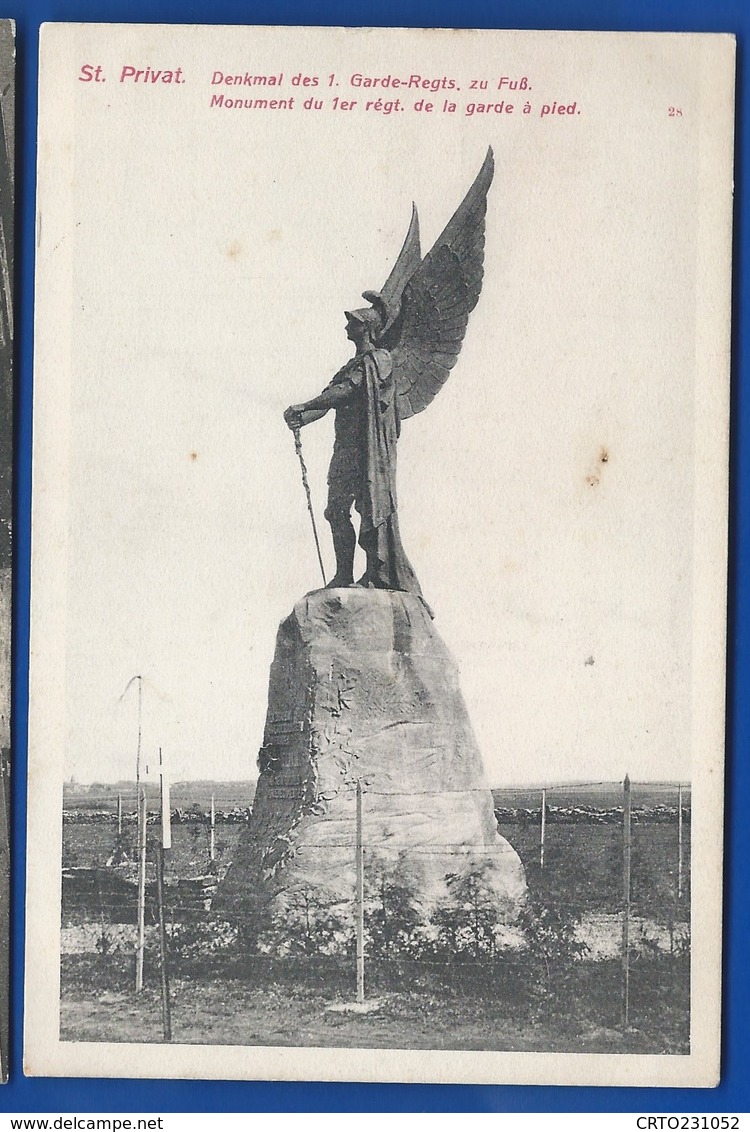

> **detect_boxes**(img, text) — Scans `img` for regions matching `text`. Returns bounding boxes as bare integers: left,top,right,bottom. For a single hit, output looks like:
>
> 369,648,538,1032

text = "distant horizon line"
64,776,692,789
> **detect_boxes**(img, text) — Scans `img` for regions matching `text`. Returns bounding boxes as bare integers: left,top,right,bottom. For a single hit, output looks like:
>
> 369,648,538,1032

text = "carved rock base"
219,588,526,918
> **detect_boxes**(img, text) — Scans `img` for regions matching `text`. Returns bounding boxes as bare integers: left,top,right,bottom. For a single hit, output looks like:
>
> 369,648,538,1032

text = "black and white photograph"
26,23,732,1086
0,16,13,1087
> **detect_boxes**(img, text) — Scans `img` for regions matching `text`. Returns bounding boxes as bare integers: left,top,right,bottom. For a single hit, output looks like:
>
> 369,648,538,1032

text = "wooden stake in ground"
356,779,365,1004
210,793,215,862
159,748,171,852
135,787,147,994
157,749,172,1041
155,846,172,1042
677,782,684,900
621,773,632,1029
120,673,144,989
540,787,546,870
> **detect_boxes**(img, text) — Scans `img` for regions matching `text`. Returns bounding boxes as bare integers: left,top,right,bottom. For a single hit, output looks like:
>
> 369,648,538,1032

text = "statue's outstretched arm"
283,379,353,430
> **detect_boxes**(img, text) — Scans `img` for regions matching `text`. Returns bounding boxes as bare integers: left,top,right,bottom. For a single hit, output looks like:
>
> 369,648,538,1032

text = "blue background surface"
6,0,748,1113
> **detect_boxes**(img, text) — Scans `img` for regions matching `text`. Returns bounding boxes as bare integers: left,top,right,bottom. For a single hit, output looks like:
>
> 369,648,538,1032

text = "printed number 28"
668,106,683,117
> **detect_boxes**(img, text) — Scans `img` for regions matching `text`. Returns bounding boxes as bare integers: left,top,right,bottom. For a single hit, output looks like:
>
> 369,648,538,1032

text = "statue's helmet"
344,304,385,338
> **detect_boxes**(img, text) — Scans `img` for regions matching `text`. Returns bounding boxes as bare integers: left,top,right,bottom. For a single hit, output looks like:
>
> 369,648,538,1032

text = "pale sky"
34,25,717,786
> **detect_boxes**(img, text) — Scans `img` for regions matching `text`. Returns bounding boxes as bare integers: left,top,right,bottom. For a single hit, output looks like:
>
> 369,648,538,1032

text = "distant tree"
364,857,422,957
260,887,352,957
431,868,502,959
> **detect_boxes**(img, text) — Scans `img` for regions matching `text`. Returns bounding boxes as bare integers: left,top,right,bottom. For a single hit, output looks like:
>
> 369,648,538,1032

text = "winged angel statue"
284,147,494,601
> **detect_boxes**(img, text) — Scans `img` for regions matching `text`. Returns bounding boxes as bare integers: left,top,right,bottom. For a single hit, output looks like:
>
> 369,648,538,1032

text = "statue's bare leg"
325,507,356,588
355,529,377,587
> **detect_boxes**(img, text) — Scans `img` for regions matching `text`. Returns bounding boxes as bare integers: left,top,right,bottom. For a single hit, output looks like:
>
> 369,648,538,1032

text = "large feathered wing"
387,147,494,421
364,204,421,335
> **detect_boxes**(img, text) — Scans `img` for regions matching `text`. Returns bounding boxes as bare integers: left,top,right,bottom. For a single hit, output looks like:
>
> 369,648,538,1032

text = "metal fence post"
135,788,147,994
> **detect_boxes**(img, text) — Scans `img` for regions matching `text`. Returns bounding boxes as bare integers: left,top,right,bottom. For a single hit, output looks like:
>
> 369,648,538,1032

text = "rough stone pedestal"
220,588,525,917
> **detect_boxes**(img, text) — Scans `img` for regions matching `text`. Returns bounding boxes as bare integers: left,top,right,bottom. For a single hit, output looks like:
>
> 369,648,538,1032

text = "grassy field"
497,820,690,914
63,810,690,918
60,952,689,1053
492,782,690,810
63,821,242,881
60,784,691,1053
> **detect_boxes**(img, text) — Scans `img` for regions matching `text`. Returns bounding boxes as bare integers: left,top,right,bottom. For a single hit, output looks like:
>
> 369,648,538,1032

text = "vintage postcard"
26,24,733,1085
0,17,12,1086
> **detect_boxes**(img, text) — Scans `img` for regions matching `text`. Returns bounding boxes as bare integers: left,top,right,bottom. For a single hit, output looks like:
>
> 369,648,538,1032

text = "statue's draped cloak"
328,348,423,599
